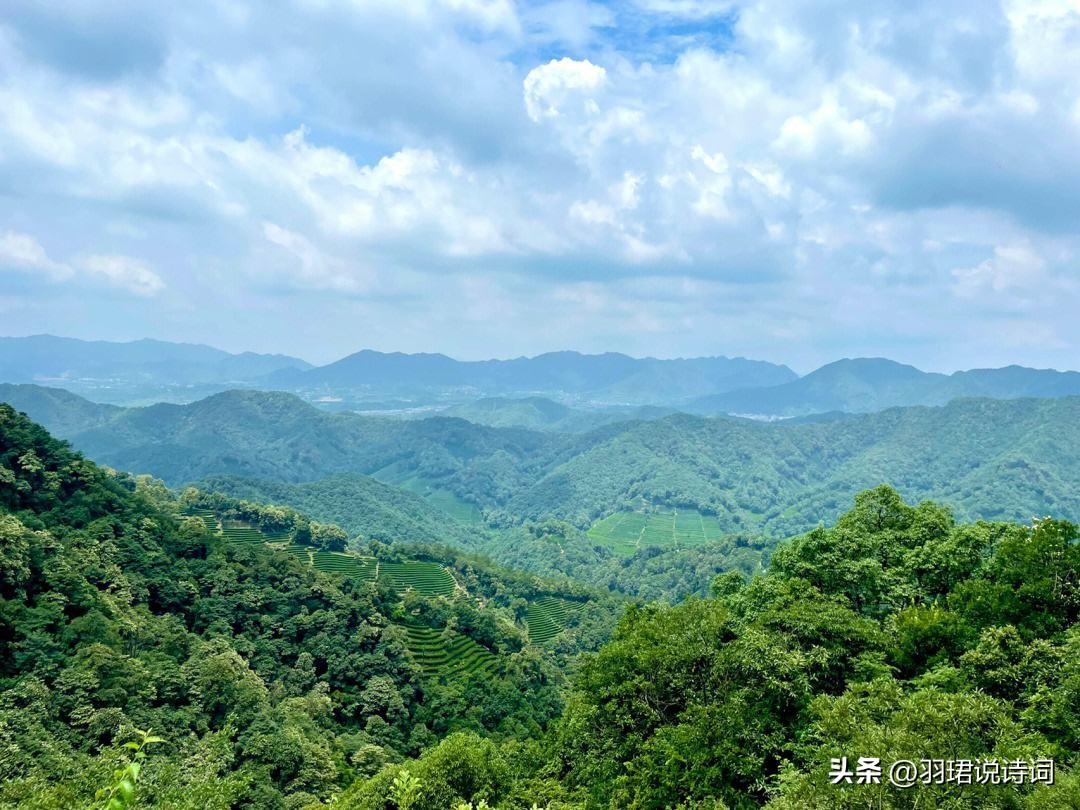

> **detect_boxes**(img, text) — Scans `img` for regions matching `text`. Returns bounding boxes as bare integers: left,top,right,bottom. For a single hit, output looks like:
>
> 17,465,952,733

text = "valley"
2,341,1079,809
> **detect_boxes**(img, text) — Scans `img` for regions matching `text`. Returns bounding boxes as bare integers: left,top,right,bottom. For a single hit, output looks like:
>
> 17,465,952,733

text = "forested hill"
690,357,1080,417
266,349,796,404
3,385,1078,538
197,472,485,550
0,403,596,806
438,396,677,432
3,402,1077,807
504,396,1080,534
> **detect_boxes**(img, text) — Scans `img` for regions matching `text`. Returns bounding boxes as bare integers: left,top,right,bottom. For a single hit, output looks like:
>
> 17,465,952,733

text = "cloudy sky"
1,0,1079,371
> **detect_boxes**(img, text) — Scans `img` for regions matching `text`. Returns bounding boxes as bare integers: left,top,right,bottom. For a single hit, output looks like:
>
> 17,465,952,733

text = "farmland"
312,550,378,581
526,596,587,643
399,622,498,678
378,560,456,596
587,508,727,555
185,506,219,532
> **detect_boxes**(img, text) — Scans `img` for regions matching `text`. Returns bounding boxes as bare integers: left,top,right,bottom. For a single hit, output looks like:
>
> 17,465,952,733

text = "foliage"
0,404,563,807
3,396,1079,809
91,728,164,810
11,387,1079,541
548,485,1078,808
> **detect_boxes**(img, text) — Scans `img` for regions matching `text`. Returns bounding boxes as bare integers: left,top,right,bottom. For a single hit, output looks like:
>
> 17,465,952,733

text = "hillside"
508,397,1080,532
0,334,311,404
197,472,485,550
267,349,797,405
337,486,1079,809
3,402,1077,808
0,403,608,807
692,357,1080,417
439,396,676,432
0,382,121,435
0,387,556,488
4,385,1079,542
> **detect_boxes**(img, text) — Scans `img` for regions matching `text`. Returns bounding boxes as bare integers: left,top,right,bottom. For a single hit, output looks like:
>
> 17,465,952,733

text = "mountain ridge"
266,348,798,405
691,356,1080,416
4,383,1077,542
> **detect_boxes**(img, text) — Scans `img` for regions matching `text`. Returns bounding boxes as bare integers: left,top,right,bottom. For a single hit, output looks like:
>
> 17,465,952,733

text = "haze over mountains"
0,335,310,404
4,335,1080,419
690,357,1080,417
268,348,797,406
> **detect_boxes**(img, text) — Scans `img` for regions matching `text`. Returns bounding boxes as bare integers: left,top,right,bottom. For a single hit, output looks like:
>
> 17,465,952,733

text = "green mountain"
439,396,676,432
0,382,121,435
267,349,797,406
507,397,1080,532
5,385,1079,543
0,334,311,404
3,401,1077,808
196,472,484,550
692,357,1080,417
0,403,609,807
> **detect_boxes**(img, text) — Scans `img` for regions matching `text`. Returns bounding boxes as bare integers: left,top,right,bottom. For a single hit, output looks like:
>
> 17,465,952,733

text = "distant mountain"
267,349,797,406
0,382,121,435
5,384,1078,539
440,396,677,432
0,334,311,404
0,386,556,486
690,357,1080,417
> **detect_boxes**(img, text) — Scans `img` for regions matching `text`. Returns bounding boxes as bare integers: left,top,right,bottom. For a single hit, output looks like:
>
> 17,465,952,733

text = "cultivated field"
379,560,456,596
312,550,378,581
399,622,498,678
526,596,587,643
587,508,726,555
184,507,219,533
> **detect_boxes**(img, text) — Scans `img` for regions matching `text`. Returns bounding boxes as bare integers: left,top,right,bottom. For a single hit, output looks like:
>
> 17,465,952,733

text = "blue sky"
1,0,1078,372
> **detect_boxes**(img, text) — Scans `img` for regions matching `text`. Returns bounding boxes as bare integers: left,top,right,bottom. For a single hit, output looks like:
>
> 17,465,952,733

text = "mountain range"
0,334,310,404
266,348,798,405
689,357,1080,417
4,335,1080,416
3,383,1077,541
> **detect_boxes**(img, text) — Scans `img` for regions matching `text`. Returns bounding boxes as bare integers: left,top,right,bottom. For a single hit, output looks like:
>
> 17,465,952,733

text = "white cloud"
633,0,734,17
0,231,163,296
1,0,1079,367
261,222,372,293
79,255,165,297
951,243,1052,301
0,231,71,280
523,57,607,122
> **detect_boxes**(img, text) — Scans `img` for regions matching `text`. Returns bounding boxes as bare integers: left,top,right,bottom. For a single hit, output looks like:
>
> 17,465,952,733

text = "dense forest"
2,403,1077,808
4,386,1077,543
0,404,610,808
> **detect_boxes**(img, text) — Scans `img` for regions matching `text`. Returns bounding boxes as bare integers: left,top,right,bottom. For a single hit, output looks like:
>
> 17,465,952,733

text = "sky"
1,0,1079,372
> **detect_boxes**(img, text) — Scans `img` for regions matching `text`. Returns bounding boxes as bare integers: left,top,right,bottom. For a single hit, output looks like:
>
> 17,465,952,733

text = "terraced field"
526,596,587,643
587,508,726,555
184,507,219,532
379,561,456,596
371,462,483,524
284,544,314,565
312,550,378,581
220,521,267,546
182,511,452,594
419,487,483,524
400,622,498,678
